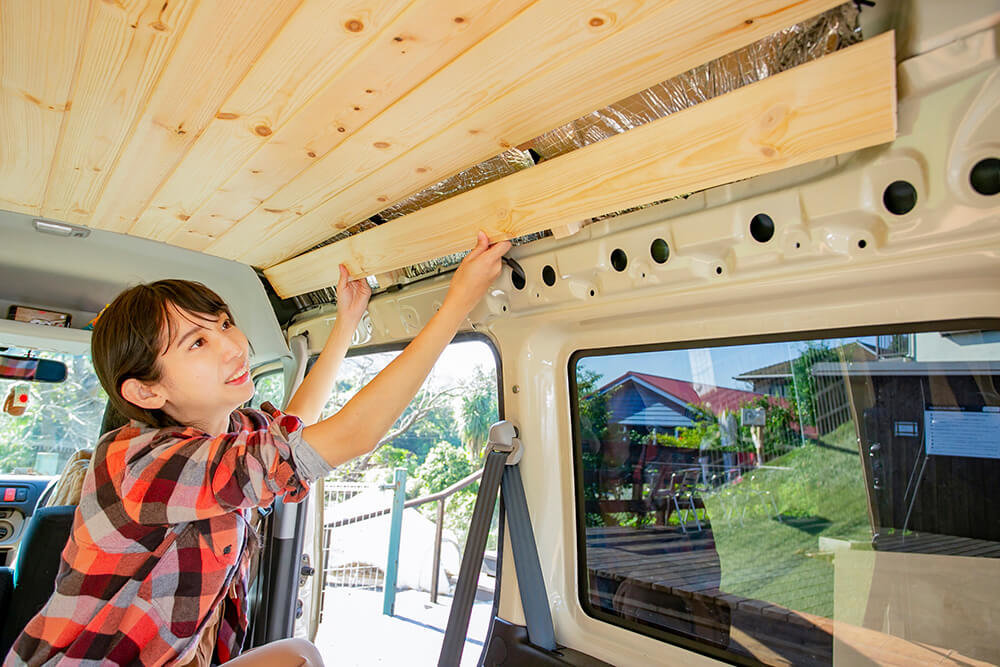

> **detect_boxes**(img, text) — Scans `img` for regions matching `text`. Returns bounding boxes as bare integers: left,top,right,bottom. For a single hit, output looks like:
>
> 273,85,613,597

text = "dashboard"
0,476,56,567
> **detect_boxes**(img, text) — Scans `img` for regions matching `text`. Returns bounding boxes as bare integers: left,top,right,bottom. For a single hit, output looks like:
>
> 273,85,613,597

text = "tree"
790,344,840,427
0,350,106,475
460,367,498,459
576,368,610,450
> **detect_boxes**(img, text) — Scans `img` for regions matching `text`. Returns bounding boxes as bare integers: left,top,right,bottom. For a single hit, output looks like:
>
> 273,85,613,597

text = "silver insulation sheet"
292,3,861,310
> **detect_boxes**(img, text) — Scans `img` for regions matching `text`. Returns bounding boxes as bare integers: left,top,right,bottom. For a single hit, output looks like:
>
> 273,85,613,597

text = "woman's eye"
221,318,232,330
191,337,205,349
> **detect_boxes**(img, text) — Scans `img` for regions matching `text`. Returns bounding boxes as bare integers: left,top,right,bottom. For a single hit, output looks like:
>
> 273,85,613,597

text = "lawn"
702,422,873,618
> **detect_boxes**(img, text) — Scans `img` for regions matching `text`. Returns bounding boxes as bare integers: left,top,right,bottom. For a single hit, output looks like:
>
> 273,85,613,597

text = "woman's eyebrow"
175,323,207,349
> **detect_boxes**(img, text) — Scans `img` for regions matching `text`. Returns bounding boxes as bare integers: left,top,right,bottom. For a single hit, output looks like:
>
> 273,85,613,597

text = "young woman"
6,233,510,666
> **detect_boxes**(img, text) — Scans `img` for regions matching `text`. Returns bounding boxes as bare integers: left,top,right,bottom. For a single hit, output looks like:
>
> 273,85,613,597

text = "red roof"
599,371,775,414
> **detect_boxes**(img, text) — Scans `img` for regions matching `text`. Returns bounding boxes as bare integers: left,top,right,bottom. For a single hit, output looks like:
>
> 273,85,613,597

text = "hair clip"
84,303,110,331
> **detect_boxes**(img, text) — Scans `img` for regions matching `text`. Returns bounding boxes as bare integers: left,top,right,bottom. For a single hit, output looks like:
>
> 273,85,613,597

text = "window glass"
572,326,1000,665
251,369,285,410
0,348,106,475
313,339,501,654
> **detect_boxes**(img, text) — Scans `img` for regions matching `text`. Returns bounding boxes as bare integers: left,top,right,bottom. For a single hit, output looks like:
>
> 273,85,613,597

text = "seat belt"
439,421,556,666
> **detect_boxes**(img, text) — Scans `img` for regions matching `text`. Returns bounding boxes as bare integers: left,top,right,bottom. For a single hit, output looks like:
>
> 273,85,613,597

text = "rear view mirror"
0,355,67,382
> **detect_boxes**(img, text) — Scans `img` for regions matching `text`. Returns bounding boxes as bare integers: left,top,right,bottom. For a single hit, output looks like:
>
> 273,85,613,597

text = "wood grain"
0,0,90,214
86,0,303,233
176,0,534,254
264,34,897,298
128,0,414,242
41,0,196,223
208,0,844,268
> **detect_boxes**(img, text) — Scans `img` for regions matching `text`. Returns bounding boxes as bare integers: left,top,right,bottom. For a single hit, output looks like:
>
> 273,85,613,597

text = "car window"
571,323,1000,665
0,348,106,475
251,369,285,410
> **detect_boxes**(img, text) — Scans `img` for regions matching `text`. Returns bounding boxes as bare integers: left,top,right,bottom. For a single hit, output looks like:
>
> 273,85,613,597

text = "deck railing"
321,466,485,614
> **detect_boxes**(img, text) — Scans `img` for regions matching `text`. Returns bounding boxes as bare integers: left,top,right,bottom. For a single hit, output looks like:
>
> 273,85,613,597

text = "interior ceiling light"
33,219,90,239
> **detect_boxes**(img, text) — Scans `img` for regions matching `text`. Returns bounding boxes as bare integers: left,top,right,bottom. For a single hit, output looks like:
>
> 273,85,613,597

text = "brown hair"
92,279,233,427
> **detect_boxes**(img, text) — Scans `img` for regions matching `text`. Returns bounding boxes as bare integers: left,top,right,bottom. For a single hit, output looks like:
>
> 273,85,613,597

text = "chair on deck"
655,468,704,533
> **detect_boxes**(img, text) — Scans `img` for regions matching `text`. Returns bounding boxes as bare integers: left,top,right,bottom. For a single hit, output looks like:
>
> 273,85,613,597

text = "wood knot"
744,18,754,25
307,150,317,158
365,89,374,94
250,169,262,174
453,16,464,23
151,21,167,31
353,106,361,111
254,124,272,137
759,145,777,158
177,214,190,221
345,19,363,32
263,208,285,214
337,126,346,133
373,141,390,149
215,112,238,120
589,17,604,27
393,35,404,42
416,167,429,173
377,196,388,203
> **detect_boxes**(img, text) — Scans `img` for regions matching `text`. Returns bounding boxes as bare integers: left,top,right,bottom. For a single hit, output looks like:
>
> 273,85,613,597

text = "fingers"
485,239,512,259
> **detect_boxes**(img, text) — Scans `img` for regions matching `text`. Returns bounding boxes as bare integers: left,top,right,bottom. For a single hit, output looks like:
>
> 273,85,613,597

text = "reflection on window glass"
0,348,106,476
251,370,285,410
573,327,1000,665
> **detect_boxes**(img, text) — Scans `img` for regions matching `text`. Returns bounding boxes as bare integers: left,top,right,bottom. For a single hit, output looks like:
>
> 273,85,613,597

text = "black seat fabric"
0,505,76,658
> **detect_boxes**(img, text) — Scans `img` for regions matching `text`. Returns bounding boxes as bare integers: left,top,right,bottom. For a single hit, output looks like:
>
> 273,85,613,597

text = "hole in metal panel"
970,158,1000,196
650,238,669,264
542,265,556,286
883,180,917,215
749,213,775,242
610,249,628,272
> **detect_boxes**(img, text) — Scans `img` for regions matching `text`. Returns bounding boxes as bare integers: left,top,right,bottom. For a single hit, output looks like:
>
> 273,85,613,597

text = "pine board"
204,0,845,267
264,34,897,298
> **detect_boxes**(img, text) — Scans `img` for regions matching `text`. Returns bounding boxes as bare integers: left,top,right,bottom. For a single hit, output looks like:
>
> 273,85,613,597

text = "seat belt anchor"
487,420,522,466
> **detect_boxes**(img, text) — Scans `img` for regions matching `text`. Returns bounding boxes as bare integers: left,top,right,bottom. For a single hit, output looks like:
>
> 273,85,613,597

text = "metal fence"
320,479,386,591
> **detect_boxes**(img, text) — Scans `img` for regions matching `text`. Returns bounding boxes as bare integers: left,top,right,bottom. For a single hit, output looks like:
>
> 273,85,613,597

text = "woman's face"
153,303,254,432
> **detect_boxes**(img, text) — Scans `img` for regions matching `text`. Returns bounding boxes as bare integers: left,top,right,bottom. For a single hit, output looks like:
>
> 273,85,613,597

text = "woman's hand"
443,231,511,316
335,264,372,327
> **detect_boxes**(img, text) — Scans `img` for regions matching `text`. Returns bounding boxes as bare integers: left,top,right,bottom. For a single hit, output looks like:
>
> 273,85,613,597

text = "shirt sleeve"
115,405,332,525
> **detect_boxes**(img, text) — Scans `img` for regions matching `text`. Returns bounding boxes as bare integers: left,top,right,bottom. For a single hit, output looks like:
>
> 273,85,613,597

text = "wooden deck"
584,525,1000,665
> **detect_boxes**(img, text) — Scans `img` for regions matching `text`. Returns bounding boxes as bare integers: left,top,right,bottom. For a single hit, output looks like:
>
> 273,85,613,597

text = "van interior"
1,0,999,664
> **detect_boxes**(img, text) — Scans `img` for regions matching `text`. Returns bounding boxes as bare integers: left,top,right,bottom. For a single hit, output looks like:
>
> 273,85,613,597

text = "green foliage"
576,368,609,447
0,350,106,475
251,371,285,409
790,344,840,427
368,444,419,477
391,403,460,459
413,442,484,549
415,441,475,494
460,367,498,459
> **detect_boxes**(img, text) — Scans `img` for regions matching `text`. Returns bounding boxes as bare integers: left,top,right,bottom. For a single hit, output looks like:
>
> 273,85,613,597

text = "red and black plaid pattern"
6,404,319,666
0,356,37,380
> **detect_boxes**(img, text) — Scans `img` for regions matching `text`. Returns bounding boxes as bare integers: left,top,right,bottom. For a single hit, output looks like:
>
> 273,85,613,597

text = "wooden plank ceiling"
1,0,892,300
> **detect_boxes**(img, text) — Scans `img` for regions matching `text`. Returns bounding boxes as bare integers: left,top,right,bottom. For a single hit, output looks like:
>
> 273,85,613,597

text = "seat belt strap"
439,448,507,664
501,463,557,651
438,421,556,666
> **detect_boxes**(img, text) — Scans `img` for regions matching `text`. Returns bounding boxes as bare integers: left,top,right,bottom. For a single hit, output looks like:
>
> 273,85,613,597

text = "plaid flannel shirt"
5,403,331,666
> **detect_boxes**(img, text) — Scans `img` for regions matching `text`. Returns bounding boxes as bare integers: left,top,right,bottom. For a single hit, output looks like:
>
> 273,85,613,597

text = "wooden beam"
162,0,535,252
264,34,897,299
41,0,196,223
0,0,90,215
86,0,302,233
206,0,845,268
